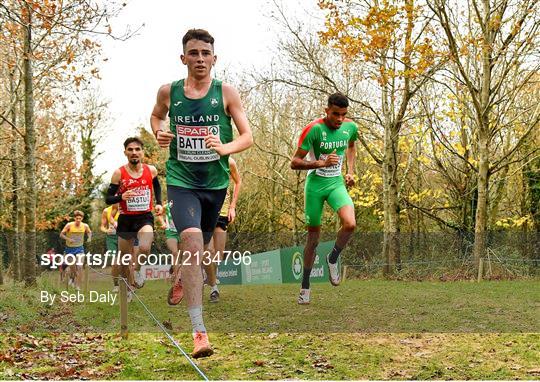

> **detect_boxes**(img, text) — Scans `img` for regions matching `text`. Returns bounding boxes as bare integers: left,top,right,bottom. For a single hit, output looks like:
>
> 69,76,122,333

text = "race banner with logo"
216,260,243,285
280,241,336,284
141,265,171,281
242,249,281,284
208,241,337,285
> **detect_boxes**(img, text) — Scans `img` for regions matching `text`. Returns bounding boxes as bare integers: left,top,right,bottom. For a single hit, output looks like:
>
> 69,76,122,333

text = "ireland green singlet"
167,79,233,189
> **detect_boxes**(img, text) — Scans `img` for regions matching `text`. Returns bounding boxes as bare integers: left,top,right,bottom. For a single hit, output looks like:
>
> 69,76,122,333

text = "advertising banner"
242,250,281,285
280,241,338,284
216,261,242,285
141,265,171,281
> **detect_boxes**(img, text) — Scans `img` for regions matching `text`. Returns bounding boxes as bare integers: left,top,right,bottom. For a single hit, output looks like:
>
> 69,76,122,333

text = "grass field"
0,271,539,380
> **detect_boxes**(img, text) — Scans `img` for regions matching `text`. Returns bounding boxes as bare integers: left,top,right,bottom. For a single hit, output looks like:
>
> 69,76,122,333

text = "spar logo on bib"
176,124,220,162
209,125,219,135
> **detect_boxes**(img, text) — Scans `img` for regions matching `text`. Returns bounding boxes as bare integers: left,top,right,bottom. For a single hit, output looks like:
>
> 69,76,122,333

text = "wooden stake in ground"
83,265,89,293
477,258,484,282
119,281,128,339
0,252,4,285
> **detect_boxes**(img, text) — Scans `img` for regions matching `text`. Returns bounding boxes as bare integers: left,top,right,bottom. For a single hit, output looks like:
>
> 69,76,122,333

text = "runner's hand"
228,207,236,223
156,130,175,148
121,190,137,200
157,216,166,229
155,204,164,216
323,150,340,167
205,134,226,155
345,173,355,187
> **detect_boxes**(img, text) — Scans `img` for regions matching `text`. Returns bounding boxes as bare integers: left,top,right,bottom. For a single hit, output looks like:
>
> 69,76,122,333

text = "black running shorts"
167,186,227,244
117,212,154,240
215,215,229,231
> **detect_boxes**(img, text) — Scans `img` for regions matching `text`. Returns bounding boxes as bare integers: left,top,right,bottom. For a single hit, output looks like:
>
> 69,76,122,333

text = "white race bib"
315,154,344,177
126,188,151,212
176,125,220,162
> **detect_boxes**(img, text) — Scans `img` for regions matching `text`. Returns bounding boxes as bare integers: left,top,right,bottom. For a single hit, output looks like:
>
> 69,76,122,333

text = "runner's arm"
151,84,175,148
149,165,163,213
85,224,92,242
59,223,70,241
105,169,123,205
152,176,163,206
291,148,338,170
220,84,253,155
110,204,119,226
228,157,242,223
345,141,356,176
156,213,166,229
344,125,358,186
100,209,109,233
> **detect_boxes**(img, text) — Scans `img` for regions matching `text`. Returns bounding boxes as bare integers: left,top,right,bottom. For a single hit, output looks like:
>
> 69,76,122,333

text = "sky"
95,0,320,180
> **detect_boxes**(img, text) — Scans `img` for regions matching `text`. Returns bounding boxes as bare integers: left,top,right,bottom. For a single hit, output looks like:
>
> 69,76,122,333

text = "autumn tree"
236,77,322,247
0,0,134,286
427,0,540,264
316,0,442,273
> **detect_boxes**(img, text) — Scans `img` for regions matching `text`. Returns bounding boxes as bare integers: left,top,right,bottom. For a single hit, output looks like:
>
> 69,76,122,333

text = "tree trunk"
523,157,540,261
473,0,492,265
473,133,489,264
0,252,3,285
383,122,401,275
0,178,4,285
293,171,301,246
9,66,22,281
489,165,509,226
23,9,37,287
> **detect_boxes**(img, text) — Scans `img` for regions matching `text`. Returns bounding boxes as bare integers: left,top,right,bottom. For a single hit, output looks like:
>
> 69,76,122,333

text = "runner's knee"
341,218,356,232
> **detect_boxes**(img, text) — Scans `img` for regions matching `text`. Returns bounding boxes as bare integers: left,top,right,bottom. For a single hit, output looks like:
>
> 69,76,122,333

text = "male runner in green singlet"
150,29,253,358
291,93,358,305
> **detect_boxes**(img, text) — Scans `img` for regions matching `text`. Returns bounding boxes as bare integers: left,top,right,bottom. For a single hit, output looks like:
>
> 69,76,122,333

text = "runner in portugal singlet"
298,118,358,227
290,92,359,306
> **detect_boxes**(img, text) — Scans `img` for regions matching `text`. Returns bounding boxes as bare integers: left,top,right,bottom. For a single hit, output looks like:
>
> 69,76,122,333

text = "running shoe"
134,269,146,289
209,289,220,303
326,254,341,286
112,285,119,293
167,277,184,306
192,331,213,358
297,288,311,305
